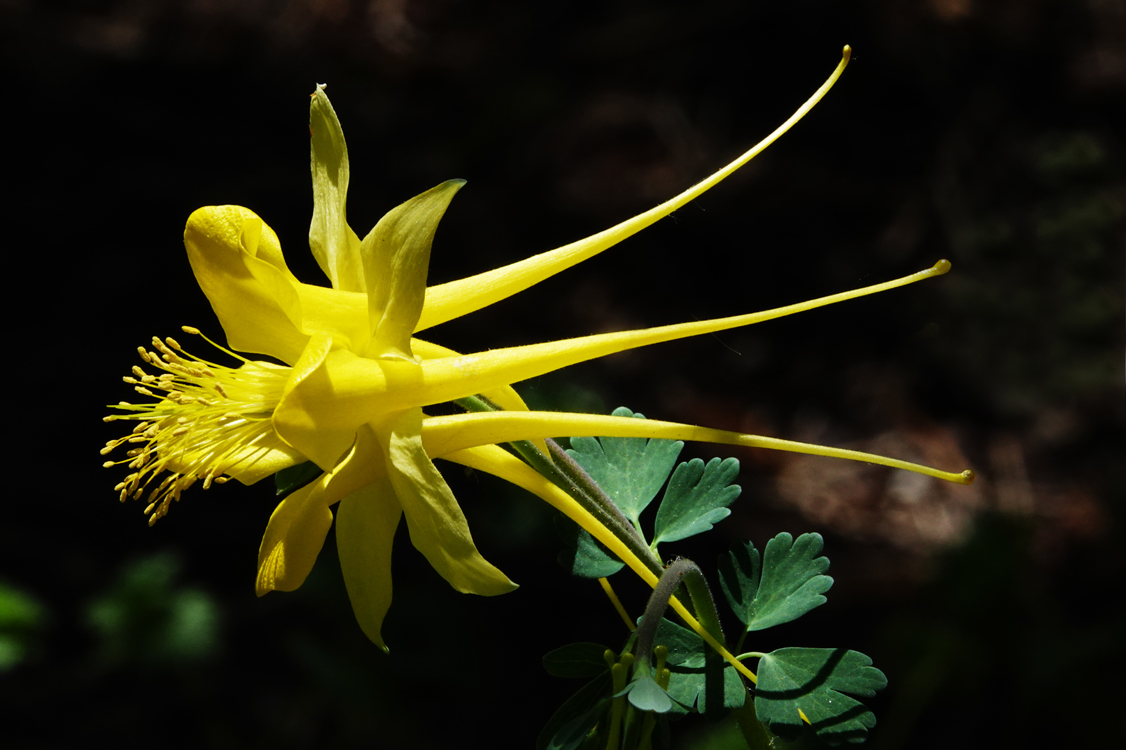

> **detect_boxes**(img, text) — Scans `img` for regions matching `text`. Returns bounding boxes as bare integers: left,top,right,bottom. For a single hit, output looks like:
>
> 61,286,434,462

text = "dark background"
2,1,1123,748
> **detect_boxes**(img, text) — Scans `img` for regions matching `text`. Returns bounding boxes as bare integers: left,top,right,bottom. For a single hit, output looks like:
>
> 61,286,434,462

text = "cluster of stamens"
102,326,290,524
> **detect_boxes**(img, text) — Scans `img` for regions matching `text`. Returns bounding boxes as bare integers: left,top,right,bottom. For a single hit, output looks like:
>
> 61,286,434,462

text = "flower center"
102,327,289,524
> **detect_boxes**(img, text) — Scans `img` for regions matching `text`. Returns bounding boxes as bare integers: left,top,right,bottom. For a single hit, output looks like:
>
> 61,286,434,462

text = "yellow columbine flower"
103,47,972,650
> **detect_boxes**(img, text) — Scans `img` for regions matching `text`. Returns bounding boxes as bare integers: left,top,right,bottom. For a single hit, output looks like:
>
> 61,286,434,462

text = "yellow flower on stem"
102,46,972,651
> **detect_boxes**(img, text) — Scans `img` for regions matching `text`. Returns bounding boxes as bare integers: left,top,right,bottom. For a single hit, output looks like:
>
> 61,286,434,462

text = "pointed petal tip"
360,626,390,652
255,551,278,597
484,577,519,596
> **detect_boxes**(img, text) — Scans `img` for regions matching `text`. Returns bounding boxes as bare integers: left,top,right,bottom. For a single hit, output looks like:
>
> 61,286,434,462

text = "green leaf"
275,461,322,496
544,643,614,679
652,617,746,717
651,458,741,547
554,516,624,578
536,672,612,750
718,533,832,632
755,648,887,744
566,407,683,530
624,673,676,713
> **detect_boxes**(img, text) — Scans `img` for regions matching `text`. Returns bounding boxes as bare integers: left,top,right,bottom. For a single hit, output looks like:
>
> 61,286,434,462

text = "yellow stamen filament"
102,329,290,524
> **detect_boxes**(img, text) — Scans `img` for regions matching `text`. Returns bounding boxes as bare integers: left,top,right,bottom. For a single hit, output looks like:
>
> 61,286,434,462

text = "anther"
182,325,201,335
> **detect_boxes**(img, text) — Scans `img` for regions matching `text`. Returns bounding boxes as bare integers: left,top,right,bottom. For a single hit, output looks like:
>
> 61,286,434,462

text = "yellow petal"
256,475,334,595
422,411,974,485
185,206,371,362
272,332,359,471
214,430,308,486
255,424,384,597
411,338,549,456
241,214,371,352
416,47,851,332
309,84,365,293
335,470,402,652
184,206,309,364
377,408,517,596
361,180,465,360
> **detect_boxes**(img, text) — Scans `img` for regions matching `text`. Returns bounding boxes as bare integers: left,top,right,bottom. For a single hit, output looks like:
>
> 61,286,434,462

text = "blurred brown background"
2,1,1123,748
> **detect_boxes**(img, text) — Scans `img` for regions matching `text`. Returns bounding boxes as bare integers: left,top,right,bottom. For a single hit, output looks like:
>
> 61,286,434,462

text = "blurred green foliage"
0,582,47,671
85,553,220,669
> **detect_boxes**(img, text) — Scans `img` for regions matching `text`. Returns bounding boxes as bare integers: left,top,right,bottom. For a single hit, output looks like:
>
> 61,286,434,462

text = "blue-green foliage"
755,648,887,744
651,457,741,548
565,406,683,531
623,672,675,713
544,407,883,748
554,515,624,578
652,617,746,717
558,408,741,576
719,533,833,632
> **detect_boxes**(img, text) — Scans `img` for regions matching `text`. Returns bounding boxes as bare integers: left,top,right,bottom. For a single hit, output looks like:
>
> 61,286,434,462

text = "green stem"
679,561,724,647
634,559,695,666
